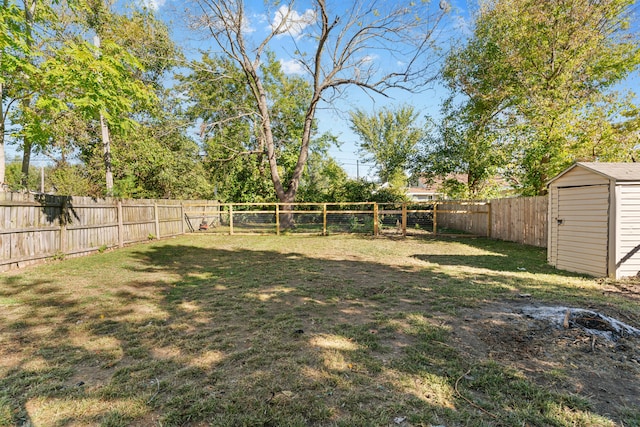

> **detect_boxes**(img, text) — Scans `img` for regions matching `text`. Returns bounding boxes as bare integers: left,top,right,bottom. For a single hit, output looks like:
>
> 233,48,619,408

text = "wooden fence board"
489,196,547,247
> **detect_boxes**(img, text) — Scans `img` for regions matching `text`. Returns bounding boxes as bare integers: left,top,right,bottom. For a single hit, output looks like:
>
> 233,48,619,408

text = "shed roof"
548,162,640,186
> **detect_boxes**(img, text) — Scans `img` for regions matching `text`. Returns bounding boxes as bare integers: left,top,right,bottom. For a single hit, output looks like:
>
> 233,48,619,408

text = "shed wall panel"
549,187,559,264
555,185,609,276
617,185,640,278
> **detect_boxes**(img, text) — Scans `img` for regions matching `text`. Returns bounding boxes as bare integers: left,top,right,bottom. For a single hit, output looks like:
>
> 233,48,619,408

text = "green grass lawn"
1,234,639,426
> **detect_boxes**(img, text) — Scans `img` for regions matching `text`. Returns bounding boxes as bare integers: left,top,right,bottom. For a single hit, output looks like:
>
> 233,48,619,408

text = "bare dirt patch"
446,297,640,421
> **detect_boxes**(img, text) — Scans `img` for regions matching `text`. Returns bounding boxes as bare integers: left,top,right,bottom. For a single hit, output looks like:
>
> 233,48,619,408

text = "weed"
51,251,66,261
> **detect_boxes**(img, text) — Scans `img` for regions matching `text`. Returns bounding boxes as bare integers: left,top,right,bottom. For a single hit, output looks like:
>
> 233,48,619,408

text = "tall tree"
18,0,37,188
185,0,448,224
0,0,40,190
26,1,176,196
349,104,425,186
414,110,507,200
182,53,313,202
440,0,640,196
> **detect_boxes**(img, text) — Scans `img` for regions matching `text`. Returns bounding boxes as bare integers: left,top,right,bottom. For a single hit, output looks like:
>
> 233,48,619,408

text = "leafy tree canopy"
427,0,640,196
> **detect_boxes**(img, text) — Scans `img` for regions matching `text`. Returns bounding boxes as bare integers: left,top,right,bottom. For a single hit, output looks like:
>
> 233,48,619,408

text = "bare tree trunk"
0,79,5,191
100,110,114,195
20,143,31,188
20,0,37,190
0,114,5,191
94,34,114,196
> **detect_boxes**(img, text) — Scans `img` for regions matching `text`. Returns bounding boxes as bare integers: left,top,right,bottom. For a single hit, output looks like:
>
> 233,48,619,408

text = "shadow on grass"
412,236,583,276
0,237,632,426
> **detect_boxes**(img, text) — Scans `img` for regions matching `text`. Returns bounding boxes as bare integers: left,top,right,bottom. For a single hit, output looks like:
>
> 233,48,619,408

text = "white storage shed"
547,162,640,278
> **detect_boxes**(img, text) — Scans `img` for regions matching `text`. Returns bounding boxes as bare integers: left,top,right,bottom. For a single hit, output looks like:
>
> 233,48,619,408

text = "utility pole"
93,34,114,196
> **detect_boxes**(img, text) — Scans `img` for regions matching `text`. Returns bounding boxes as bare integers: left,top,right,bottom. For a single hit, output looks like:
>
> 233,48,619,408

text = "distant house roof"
411,174,467,190
406,187,439,195
548,162,640,186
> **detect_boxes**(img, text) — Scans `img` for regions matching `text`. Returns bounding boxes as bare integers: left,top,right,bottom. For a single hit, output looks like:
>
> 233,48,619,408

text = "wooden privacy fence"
435,196,548,247
489,196,548,247
0,192,218,271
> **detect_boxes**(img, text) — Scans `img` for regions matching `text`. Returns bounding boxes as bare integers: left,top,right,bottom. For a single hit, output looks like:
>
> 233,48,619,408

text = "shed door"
556,185,609,276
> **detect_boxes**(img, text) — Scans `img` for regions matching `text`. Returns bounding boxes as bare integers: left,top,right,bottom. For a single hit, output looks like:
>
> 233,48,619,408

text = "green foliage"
297,156,349,202
2,1,182,198
0,0,39,186
4,160,39,191
36,38,155,136
182,53,339,203
350,105,425,184
108,98,214,200
370,185,410,204
414,103,507,200
185,1,447,205
434,0,640,196
0,1,36,85
320,178,408,204
48,163,94,196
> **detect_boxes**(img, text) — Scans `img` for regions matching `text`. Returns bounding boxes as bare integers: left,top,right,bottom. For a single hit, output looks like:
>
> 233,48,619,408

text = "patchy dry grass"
1,234,639,426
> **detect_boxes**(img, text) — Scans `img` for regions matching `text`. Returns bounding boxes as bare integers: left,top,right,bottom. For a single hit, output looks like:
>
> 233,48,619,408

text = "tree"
414,98,508,200
349,104,425,186
0,0,39,190
3,157,39,191
21,1,179,197
414,19,515,199
439,0,640,196
185,0,448,225
181,53,313,202
108,93,214,200
33,35,155,191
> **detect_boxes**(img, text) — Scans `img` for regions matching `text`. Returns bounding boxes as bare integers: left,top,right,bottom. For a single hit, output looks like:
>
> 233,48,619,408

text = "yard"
1,234,639,426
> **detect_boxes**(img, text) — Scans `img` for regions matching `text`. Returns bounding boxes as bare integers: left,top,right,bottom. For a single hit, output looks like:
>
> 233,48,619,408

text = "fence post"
59,197,67,255
373,202,379,236
486,201,492,238
154,202,161,239
323,203,327,236
433,202,438,235
402,203,407,237
229,204,234,235
180,202,185,235
117,200,124,248
275,204,280,236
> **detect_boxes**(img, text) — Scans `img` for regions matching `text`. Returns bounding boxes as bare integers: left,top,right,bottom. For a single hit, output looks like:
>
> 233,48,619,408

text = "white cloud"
242,15,256,34
280,59,304,75
361,54,378,64
270,5,316,38
139,0,166,10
